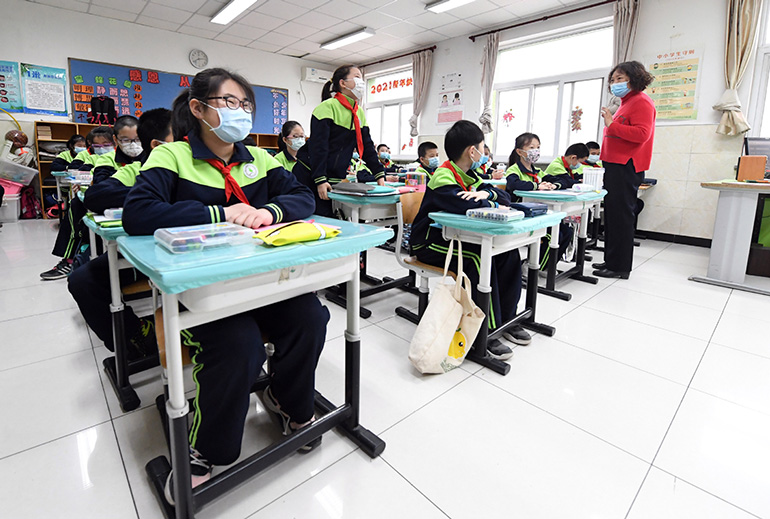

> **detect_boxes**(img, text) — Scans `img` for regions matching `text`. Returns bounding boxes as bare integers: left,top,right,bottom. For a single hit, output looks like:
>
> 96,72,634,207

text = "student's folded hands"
224,203,274,229
457,190,489,201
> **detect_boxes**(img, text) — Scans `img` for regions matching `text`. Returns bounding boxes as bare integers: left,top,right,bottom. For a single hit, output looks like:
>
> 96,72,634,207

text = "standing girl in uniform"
294,64,384,216
122,68,329,503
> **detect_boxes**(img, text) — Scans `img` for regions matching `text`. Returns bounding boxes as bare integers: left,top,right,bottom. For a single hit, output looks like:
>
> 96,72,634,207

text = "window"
492,26,613,162
748,2,770,136
365,68,415,159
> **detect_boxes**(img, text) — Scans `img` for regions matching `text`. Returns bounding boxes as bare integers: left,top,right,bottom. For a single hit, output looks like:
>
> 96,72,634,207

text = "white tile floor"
1,219,769,519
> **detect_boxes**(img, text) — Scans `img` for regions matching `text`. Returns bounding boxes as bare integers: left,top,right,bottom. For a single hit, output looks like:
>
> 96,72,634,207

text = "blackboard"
67,58,288,134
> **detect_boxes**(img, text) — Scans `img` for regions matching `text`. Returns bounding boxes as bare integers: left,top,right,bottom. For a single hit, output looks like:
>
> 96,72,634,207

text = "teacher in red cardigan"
593,61,656,279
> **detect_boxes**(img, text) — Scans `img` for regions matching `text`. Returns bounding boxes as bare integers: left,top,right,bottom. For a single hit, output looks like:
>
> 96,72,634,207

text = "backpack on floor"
87,95,117,125
20,186,42,219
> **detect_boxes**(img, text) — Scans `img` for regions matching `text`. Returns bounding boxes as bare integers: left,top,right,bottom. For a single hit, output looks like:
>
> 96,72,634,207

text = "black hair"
417,141,438,158
564,143,589,159
277,120,302,153
454,93,460,98
586,141,601,150
172,68,255,141
507,132,540,167
113,115,139,135
377,144,389,152
91,126,115,143
322,64,357,101
67,134,86,154
444,120,484,162
609,61,655,92
241,136,256,146
137,108,173,152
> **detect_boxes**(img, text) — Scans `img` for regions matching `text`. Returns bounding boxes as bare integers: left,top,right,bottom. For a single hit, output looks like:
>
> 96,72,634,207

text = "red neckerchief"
335,94,363,158
443,160,471,191
518,160,540,183
185,136,250,205
562,157,577,179
581,161,601,168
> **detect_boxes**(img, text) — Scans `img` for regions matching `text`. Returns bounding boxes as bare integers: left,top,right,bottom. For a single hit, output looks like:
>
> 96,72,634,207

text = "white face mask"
288,137,305,150
349,77,365,101
119,141,143,158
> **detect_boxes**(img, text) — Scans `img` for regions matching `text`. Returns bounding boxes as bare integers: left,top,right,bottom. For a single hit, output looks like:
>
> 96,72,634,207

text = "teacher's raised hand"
601,107,613,127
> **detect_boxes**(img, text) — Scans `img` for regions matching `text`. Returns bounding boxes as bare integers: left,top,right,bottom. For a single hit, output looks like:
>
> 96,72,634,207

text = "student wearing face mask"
377,144,398,173
594,61,656,280
415,141,440,176
294,64,385,216
542,143,590,190
274,120,305,173
52,134,87,172
69,126,115,172
504,132,557,195
580,141,602,170
92,115,142,184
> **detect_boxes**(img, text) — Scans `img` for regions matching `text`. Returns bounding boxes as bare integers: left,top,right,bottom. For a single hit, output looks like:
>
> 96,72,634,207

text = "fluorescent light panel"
321,28,376,50
426,0,476,13
211,0,260,25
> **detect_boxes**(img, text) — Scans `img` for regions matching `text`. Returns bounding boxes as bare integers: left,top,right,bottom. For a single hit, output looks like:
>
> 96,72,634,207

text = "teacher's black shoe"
591,262,606,269
593,268,629,279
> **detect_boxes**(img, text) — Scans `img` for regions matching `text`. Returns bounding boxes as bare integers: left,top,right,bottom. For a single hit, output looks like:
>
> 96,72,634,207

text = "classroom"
1,0,769,517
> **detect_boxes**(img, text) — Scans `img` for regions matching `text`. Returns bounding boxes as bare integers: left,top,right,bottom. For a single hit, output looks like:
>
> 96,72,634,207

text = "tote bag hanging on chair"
408,239,485,374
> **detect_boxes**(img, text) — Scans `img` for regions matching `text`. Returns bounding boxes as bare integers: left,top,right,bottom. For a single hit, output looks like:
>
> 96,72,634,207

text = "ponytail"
321,64,356,101
508,132,540,168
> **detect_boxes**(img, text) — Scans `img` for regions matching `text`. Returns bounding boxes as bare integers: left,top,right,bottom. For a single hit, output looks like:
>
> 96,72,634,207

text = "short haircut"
113,115,139,135
444,120,484,162
137,108,173,151
609,61,655,92
417,141,438,158
586,141,600,150
67,134,86,153
565,143,589,159
377,144,389,151
91,126,115,142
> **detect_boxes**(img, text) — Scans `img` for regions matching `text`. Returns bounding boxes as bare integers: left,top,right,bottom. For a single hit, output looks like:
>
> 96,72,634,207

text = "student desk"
51,170,69,223
690,181,770,296
116,217,392,519
428,211,566,375
515,190,607,301
83,216,157,411
328,191,416,318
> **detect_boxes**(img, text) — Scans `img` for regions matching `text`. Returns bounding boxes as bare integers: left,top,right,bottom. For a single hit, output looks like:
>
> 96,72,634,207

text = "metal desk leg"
522,242,556,336
466,236,510,375
88,229,99,260
102,240,141,412
570,208,598,285
395,274,427,324
537,220,571,301
55,177,64,224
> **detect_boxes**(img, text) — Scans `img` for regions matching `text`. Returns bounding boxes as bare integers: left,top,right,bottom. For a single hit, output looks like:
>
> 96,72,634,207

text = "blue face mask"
469,147,484,171
479,155,489,166
427,156,439,169
588,154,600,163
352,151,360,160
379,151,390,160
570,163,581,170
610,81,631,98
202,103,253,144
74,146,87,154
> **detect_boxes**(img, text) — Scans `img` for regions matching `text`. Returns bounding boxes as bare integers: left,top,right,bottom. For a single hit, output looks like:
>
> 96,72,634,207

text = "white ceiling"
27,0,593,66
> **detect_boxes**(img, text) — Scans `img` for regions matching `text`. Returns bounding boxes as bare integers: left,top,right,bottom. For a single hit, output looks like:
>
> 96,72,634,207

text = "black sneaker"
129,317,157,359
164,447,212,506
503,326,532,346
261,386,322,453
487,339,514,361
40,259,73,280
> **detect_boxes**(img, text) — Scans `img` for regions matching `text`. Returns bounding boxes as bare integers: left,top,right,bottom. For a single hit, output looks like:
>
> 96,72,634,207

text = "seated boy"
582,141,602,169
51,135,87,172
67,108,173,358
415,141,440,177
543,143,590,190
410,120,531,359
92,115,142,184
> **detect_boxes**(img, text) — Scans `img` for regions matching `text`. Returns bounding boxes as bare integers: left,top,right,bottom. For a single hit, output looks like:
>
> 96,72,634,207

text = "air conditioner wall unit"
302,67,334,84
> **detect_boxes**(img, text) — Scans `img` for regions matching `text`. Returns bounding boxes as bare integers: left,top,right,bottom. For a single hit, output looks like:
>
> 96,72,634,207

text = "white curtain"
608,0,641,114
479,33,500,134
409,50,433,137
714,0,762,135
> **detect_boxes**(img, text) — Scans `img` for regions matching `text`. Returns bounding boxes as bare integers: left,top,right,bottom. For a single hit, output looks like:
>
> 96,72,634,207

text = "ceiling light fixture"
426,0,476,14
321,28,376,50
211,0,260,25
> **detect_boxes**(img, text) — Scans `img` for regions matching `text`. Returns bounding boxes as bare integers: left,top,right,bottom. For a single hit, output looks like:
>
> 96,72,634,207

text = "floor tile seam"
378,456,453,519
0,304,79,325
646,466,765,518
686,386,770,419
544,334,693,388
0,418,114,463
708,341,770,361
470,373,653,464
0,346,95,374
576,304,715,342
565,274,622,308
622,463,655,519
105,403,142,519
603,282,731,312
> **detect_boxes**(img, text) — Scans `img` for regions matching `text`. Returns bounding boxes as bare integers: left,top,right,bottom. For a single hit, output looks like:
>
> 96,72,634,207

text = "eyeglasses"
204,96,255,113
117,138,141,145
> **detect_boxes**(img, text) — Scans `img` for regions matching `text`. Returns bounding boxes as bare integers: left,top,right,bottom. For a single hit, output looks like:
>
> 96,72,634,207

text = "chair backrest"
400,191,424,225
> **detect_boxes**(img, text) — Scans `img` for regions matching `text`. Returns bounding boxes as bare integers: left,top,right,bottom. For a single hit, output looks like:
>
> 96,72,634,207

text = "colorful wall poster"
0,61,23,113
20,63,68,116
646,49,701,120
437,89,463,124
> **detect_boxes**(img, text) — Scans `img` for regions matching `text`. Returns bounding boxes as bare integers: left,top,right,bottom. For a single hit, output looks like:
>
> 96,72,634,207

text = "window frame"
747,1,770,136
365,66,414,160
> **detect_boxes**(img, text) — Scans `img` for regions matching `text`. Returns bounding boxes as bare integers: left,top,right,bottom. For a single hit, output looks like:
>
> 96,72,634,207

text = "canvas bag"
408,239,485,374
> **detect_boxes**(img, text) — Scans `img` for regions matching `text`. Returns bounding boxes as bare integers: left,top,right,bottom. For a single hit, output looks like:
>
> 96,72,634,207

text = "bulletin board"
67,58,288,134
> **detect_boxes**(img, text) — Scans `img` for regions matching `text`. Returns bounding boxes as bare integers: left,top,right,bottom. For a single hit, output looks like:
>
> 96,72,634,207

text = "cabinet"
249,133,279,152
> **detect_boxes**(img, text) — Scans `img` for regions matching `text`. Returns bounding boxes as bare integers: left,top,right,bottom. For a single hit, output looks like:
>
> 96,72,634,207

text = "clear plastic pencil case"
465,207,525,222
154,223,254,253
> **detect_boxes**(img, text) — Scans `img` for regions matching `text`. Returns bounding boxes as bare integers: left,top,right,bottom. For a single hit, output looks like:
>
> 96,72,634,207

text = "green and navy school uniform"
92,148,140,184
379,158,398,173
300,93,384,187
273,150,297,173
410,161,519,331
543,156,580,189
415,165,437,177
349,157,378,183
505,160,546,194
123,132,314,235
84,160,143,214
52,149,75,172
70,148,98,171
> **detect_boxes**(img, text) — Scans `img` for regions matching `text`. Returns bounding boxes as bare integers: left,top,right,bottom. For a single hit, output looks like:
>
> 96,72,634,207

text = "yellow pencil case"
255,221,341,247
